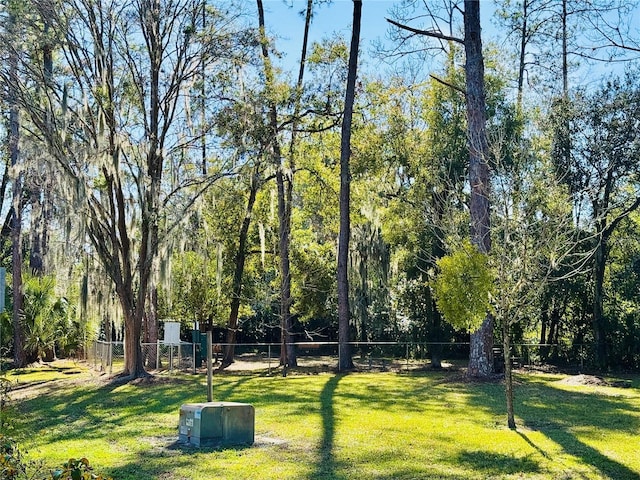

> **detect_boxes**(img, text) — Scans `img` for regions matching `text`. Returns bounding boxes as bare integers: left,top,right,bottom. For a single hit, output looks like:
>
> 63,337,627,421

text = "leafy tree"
552,73,640,367
360,69,466,365
388,0,494,376
606,213,640,369
495,0,637,103
490,130,577,428
2,0,250,378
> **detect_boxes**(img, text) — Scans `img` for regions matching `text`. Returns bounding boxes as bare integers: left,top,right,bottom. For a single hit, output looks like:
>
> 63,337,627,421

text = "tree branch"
386,18,464,45
430,74,466,96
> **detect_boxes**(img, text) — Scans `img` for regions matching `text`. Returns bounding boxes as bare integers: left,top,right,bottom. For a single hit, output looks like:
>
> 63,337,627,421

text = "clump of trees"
1,0,640,382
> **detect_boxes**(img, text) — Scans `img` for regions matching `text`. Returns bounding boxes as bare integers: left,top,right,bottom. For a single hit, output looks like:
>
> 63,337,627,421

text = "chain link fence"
88,340,596,374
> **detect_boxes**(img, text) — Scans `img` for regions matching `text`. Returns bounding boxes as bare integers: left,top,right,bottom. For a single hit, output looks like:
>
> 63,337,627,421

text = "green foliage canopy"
433,241,495,331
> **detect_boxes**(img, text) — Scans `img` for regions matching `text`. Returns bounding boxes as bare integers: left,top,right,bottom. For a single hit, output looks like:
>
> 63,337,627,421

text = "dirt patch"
558,374,631,388
433,369,506,385
128,374,191,387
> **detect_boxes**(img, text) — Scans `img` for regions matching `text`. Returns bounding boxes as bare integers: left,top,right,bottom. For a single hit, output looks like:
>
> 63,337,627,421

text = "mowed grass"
3,363,640,480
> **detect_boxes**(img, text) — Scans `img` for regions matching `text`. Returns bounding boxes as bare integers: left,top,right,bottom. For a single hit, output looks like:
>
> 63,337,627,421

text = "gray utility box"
178,402,255,447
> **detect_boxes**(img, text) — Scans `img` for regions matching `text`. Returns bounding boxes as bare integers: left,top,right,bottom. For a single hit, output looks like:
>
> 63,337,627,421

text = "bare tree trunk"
0,161,12,262
540,304,550,360
282,0,314,370
256,0,291,372
8,10,25,368
144,280,159,368
277,164,294,372
10,148,25,370
503,316,516,429
561,0,568,99
29,12,54,277
465,0,493,378
256,0,315,372
200,0,207,176
516,0,529,112
29,188,45,275
337,0,362,372
222,169,259,367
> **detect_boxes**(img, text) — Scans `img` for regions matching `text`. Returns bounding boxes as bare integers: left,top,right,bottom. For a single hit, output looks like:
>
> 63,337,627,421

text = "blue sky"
260,0,498,75
261,0,396,67
259,0,638,88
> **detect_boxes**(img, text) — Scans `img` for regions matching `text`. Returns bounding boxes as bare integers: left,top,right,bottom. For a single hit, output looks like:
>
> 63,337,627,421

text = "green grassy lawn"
2,363,639,480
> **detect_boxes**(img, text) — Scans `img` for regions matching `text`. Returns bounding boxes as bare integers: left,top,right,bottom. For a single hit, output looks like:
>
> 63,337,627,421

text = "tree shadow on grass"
311,369,462,415
455,450,541,476
11,374,257,446
465,377,640,479
519,425,640,480
97,374,343,480
309,373,348,480
105,441,255,480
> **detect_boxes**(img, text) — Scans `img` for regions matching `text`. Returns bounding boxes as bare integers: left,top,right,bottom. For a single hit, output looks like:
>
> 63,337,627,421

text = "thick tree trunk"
222,170,259,367
278,162,296,371
464,0,493,377
469,317,494,376
115,275,146,377
337,0,362,372
123,310,146,378
11,159,25,370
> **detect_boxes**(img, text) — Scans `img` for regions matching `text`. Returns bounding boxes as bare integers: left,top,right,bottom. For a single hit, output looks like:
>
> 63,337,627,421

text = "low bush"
1,436,111,480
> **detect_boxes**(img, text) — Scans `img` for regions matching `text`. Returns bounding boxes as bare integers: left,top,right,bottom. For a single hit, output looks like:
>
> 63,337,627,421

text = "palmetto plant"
21,275,66,363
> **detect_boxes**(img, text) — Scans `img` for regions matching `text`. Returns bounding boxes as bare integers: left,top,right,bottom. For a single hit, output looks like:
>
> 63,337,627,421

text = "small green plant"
1,435,32,480
51,457,111,480
0,437,111,480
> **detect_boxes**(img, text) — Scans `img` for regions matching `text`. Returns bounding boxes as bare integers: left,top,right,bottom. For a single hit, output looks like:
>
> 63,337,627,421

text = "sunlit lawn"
3,361,640,479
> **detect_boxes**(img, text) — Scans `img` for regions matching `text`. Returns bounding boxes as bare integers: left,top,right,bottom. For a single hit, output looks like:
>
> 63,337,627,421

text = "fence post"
193,342,197,374
268,344,272,375
156,341,160,370
169,345,173,373
108,342,113,375
406,343,410,371
207,331,213,402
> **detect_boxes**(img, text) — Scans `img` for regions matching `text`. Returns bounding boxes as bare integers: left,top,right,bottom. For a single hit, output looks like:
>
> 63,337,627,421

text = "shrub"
0,436,111,480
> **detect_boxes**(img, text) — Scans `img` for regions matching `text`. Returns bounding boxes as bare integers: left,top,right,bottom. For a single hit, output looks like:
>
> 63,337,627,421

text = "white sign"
163,321,181,345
